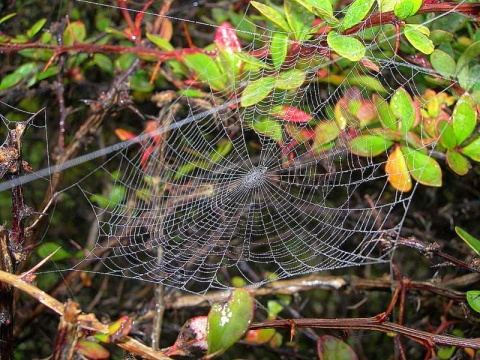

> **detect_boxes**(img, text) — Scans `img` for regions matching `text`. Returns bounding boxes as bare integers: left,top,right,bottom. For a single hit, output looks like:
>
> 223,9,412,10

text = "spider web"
8,0,465,294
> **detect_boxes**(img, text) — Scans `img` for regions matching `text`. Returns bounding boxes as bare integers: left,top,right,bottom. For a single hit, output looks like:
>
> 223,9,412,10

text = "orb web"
55,0,467,294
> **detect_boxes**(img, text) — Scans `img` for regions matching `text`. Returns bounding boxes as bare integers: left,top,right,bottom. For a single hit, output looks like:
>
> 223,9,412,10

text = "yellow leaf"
386,146,412,192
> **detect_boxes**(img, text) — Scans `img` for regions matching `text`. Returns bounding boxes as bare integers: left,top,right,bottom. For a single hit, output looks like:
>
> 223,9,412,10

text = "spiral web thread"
65,1,462,294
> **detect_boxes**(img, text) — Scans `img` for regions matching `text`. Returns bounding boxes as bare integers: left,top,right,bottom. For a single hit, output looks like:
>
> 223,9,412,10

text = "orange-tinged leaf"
141,145,155,168
386,146,412,192
245,329,276,345
115,128,137,141
144,121,161,145
76,340,109,360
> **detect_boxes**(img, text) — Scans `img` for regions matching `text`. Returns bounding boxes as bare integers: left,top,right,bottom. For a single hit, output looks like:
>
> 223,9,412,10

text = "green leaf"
207,289,254,356
270,32,289,70
437,120,457,149
446,149,470,176
146,32,174,51
452,94,476,145
284,0,314,40
233,51,272,71
183,53,228,91
402,147,442,187
241,76,275,107
211,140,233,163
394,0,422,20
327,31,365,62
341,0,375,31
460,137,480,162
250,1,291,32
63,20,86,46
0,62,37,90
467,291,480,314
290,0,338,26
251,117,283,142
130,70,154,92
275,69,305,90
37,243,71,261
404,25,434,55
456,226,480,256
313,121,341,149
93,54,114,75
390,88,415,134
374,95,397,130
317,335,358,360
456,40,480,91
0,13,16,26
349,135,393,156
26,18,47,38
76,340,110,360
430,49,456,79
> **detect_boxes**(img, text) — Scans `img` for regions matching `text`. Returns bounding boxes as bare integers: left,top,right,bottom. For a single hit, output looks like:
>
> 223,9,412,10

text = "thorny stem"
249,317,480,350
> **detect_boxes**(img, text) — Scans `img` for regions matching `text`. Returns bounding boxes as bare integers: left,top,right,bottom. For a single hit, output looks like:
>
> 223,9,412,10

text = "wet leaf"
251,117,283,142
327,31,365,62
241,76,275,107
374,95,397,130
430,49,456,79
167,316,208,357
460,137,480,162
285,0,314,40
183,53,228,91
386,146,412,192
313,121,341,149
452,94,476,145
390,88,415,134
270,106,313,123
76,340,110,360
146,32,174,51
233,51,272,71
404,25,434,55
290,0,337,26
250,1,291,32
446,149,470,176
207,288,254,356
271,32,289,70
437,120,457,149
456,40,480,90
37,243,71,261
455,226,480,256
341,0,375,31
214,22,241,52
394,0,422,20
317,335,358,360
402,147,442,187
349,135,393,156
275,69,306,90
63,20,86,46
466,291,480,314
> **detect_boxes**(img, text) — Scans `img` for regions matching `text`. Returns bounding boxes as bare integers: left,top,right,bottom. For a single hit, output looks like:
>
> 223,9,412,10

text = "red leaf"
141,145,155,168
214,22,241,52
144,121,161,145
271,106,313,123
115,128,137,141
